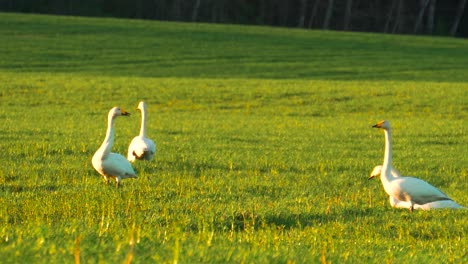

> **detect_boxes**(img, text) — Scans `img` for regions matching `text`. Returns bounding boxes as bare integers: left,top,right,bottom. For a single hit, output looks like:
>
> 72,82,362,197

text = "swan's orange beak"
121,109,130,116
372,121,384,128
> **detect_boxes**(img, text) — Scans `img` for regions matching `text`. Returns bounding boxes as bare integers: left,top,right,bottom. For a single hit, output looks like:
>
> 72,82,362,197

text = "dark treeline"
1,0,467,37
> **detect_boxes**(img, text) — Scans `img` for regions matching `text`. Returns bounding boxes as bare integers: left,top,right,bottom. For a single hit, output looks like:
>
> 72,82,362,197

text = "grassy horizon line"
1,12,468,82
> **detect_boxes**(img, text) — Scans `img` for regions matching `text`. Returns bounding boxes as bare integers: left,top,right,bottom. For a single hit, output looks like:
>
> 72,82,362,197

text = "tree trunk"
384,0,398,33
426,0,436,34
414,0,431,33
191,0,201,22
298,0,308,28
450,0,467,36
392,0,404,33
308,0,320,28
343,0,353,30
323,0,334,30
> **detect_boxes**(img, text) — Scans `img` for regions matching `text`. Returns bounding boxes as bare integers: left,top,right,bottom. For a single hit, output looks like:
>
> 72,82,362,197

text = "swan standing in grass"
372,120,463,212
127,101,156,162
92,107,137,188
369,165,464,210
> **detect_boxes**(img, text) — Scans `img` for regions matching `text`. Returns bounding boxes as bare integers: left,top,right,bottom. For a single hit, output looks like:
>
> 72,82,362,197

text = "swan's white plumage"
369,165,401,180
127,101,156,162
92,107,137,187
372,120,463,211
369,165,464,210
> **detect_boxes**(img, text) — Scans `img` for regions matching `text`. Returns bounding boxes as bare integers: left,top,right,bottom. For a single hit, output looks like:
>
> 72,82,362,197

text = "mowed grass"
0,13,467,263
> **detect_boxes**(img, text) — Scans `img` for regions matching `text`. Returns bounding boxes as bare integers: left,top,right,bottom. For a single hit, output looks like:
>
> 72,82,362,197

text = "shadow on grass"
218,207,375,232
0,184,58,193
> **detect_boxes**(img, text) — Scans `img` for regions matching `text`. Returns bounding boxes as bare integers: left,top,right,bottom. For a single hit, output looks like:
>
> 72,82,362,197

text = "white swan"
92,107,137,187
372,120,463,212
369,165,464,210
127,101,156,162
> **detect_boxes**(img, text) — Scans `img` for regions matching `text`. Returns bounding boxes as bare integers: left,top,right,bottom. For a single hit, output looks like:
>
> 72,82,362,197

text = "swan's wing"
393,177,451,204
140,137,156,160
128,136,156,161
128,136,150,160
103,153,137,178
417,200,465,209
127,136,141,161
146,138,156,154
388,196,464,210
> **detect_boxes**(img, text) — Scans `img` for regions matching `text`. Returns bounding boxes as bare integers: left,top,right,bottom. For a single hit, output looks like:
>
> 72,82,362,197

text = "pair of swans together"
371,120,464,211
91,102,156,187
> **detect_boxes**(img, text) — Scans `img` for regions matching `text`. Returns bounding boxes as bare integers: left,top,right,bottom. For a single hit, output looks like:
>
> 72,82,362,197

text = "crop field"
0,13,467,263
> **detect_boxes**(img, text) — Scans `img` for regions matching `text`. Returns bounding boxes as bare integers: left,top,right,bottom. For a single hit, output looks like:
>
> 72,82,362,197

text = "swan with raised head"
372,120,463,212
92,107,137,187
369,165,464,210
127,101,156,162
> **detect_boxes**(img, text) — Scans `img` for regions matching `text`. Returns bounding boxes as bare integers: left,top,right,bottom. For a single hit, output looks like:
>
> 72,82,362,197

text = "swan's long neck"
381,128,394,184
99,113,115,157
139,107,147,138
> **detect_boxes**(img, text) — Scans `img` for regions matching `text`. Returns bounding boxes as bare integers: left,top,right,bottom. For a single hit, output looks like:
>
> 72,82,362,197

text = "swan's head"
137,101,147,112
372,120,390,130
368,165,382,179
109,107,130,118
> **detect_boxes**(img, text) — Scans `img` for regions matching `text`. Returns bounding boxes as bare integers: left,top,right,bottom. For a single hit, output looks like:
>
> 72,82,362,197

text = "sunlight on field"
0,13,467,263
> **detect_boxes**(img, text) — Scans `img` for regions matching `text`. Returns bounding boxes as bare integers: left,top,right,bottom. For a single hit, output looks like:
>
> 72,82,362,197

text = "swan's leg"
103,176,109,185
115,176,121,188
409,202,414,213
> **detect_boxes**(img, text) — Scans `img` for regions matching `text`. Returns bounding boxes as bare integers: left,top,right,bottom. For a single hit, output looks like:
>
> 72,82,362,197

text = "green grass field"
0,12,467,263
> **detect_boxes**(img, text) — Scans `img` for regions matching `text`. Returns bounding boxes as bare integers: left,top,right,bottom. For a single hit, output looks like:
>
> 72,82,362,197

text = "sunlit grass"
0,13,467,263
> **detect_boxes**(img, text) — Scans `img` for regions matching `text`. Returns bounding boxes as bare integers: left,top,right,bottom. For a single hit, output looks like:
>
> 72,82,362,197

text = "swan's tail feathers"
126,173,137,179
449,202,466,209
418,200,466,210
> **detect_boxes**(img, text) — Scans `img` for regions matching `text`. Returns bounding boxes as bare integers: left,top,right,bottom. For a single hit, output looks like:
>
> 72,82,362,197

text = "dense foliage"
1,0,467,37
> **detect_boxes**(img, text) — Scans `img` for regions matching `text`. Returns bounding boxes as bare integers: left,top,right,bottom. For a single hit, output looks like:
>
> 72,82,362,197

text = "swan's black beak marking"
122,111,130,116
372,120,385,128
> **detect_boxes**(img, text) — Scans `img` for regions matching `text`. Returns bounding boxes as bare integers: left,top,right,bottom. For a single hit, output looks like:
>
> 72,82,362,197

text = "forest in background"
0,0,467,38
